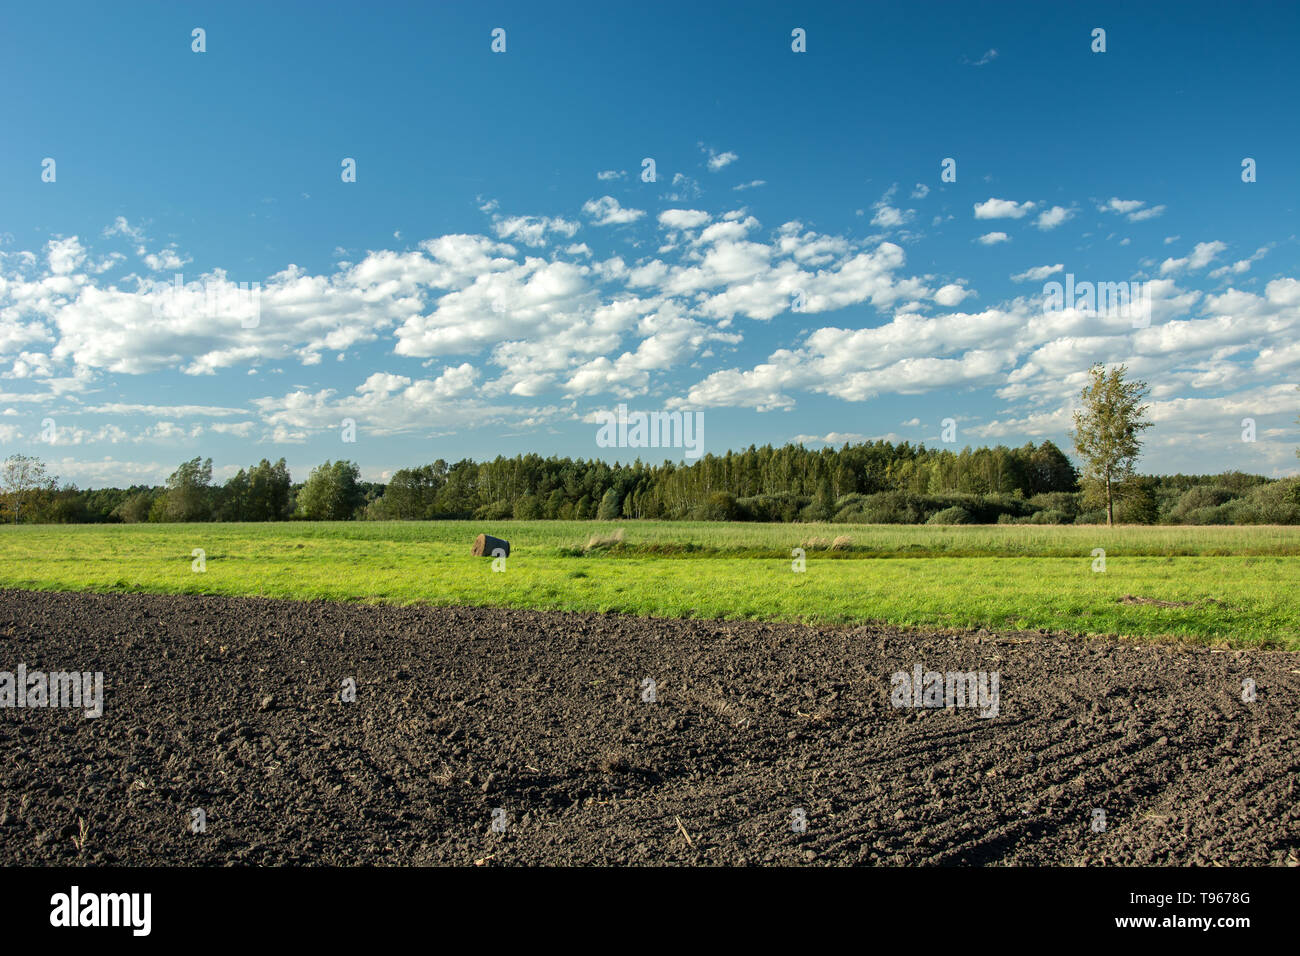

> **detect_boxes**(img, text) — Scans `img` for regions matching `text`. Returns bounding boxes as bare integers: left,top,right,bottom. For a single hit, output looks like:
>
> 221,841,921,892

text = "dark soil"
1,588,1297,866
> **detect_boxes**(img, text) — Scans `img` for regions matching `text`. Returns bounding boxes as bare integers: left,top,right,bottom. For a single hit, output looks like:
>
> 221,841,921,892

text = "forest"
3,439,1298,526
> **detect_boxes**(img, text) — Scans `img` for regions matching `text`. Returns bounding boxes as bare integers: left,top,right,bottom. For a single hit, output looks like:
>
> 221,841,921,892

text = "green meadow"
0,521,1296,648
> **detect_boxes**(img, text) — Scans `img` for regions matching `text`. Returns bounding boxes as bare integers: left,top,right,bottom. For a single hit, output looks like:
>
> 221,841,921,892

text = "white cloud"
976,232,1010,245
1209,247,1268,279
250,363,537,438
934,283,972,306
142,246,190,272
209,421,258,437
492,215,580,247
82,403,247,417
667,260,1300,438
1101,198,1166,222
871,204,912,228
658,209,711,230
582,196,645,226
793,431,904,445
1160,240,1227,275
47,237,86,276
1099,198,1146,215
5,194,1298,477
974,198,1035,220
1011,264,1064,282
703,147,738,171
1128,205,1166,222
102,217,145,242
101,217,193,272
45,456,175,487
1034,206,1073,230
665,172,701,202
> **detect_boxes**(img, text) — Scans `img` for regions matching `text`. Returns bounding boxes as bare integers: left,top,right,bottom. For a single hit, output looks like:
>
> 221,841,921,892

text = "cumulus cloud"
974,198,1035,220
658,209,712,230
1034,206,1073,230
1099,198,1146,214
664,172,701,202
1209,246,1269,278
0,203,931,428
100,216,193,272
1128,205,1167,222
1099,198,1166,222
1011,264,1064,282
43,457,176,487
1160,240,1227,275
142,246,190,272
46,238,87,276
491,215,580,247
667,262,1300,470
249,363,534,438
702,146,738,171
4,196,1298,471
582,196,645,226
82,403,247,417
934,283,973,306
871,204,912,228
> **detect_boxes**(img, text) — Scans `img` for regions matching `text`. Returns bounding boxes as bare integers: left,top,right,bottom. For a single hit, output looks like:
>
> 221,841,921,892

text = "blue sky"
1,0,1298,487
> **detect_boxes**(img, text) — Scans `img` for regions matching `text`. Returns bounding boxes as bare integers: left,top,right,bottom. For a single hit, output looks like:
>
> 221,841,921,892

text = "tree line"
2,366,1296,525
2,440,1296,526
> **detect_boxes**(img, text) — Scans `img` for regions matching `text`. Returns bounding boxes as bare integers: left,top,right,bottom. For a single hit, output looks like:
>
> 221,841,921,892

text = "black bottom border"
1,865,1281,941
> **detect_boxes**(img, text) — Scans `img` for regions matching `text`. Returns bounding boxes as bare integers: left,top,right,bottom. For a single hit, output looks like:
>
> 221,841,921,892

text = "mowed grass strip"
0,521,1296,647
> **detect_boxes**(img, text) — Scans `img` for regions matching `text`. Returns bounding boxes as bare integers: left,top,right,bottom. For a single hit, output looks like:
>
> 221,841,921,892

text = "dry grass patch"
584,528,626,552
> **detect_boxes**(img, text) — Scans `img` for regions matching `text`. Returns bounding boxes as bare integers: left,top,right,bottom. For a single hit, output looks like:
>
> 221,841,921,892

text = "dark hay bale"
472,533,511,558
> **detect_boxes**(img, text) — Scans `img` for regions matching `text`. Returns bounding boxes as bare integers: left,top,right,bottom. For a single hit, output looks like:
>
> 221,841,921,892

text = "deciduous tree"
0,454,57,523
1072,364,1153,526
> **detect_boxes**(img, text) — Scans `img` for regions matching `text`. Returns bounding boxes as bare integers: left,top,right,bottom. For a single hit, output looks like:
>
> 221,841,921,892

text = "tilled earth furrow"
1,588,1297,866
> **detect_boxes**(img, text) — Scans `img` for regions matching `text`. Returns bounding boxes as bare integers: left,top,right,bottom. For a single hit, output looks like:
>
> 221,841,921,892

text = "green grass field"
0,521,1297,648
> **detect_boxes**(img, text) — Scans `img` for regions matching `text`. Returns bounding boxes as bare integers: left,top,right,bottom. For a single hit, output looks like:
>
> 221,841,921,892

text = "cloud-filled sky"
1,0,1298,485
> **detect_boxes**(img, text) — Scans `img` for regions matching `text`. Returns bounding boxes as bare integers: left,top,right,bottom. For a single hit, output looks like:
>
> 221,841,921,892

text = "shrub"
1028,509,1070,525
1167,485,1237,523
738,493,805,522
513,493,543,520
860,492,919,524
474,499,514,521
111,492,155,524
1028,491,1083,519
1182,505,1232,525
1244,478,1300,524
927,506,971,525
694,491,740,521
